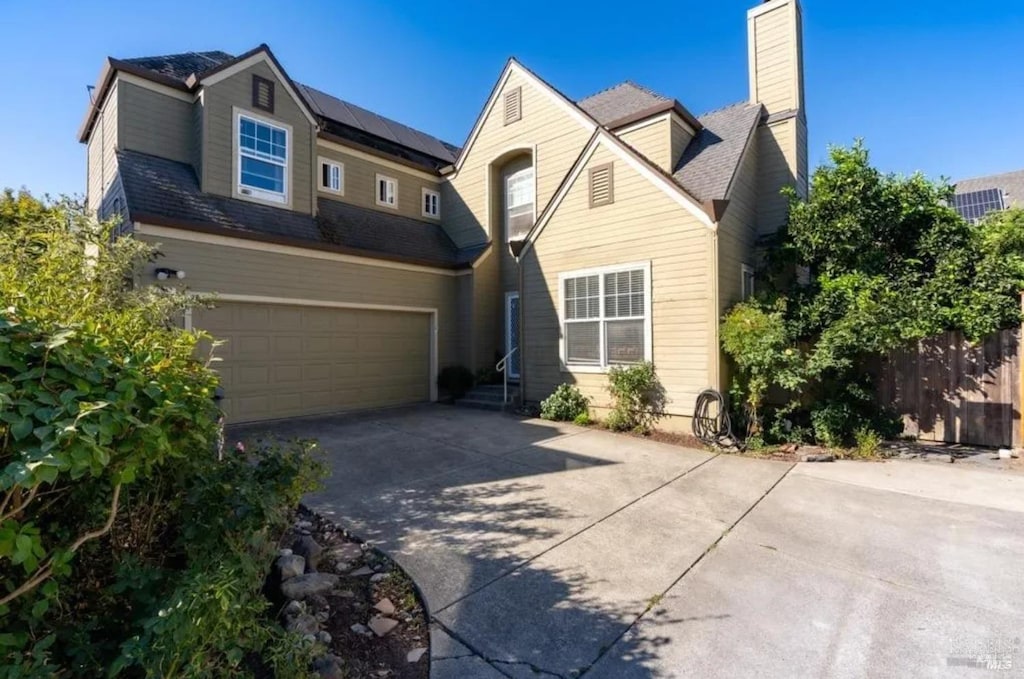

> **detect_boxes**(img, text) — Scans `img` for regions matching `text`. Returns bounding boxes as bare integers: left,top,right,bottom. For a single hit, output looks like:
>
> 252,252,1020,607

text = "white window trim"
232,107,291,208
741,263,755,300
421,187,441,219
558,261,653,374
318,156,344,195
375,173,398,209
505,165,536,243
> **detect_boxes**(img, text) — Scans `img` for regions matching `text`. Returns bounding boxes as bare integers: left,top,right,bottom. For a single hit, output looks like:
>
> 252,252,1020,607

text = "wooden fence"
877,328,1021,448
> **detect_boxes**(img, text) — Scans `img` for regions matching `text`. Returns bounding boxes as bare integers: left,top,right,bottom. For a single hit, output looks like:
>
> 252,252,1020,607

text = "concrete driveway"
239,405,1024,678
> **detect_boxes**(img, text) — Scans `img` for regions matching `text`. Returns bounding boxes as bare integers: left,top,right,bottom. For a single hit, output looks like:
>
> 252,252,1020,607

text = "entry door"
505,292,521,380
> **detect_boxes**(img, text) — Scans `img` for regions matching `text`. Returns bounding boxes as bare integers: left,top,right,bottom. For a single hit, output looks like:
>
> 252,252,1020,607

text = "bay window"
560,262,651,370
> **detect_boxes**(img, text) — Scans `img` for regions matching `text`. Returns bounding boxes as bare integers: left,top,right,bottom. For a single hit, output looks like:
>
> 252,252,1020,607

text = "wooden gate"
877,329,1021,448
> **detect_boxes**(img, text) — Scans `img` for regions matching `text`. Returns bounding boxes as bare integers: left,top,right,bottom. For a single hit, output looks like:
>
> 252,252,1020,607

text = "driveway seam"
434,452,722,616
576,461,796,678
432,618,564,678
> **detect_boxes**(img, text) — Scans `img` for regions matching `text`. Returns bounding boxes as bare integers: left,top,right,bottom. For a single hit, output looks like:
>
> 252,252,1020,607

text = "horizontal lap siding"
752,6,797,113
138,234,459,368
119,82,192,165
718,135,759,314
316,143,441,221
670,118,694,170
757,121,794,234
202,61,314,214
619,118,670,171
522,144,712,419
443,70,593,248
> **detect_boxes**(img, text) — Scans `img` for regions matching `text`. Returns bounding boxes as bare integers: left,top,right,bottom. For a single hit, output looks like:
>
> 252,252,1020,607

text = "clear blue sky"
2,0,1022,198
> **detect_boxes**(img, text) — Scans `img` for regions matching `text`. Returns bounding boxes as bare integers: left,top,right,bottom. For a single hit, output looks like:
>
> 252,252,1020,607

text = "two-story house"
79,0,807,429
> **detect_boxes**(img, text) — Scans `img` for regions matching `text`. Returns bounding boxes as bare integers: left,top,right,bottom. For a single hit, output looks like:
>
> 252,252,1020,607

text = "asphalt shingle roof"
956,169,1024,208
116,50,458,166
577,81,671,126
117,149,478,268
673,102,764,202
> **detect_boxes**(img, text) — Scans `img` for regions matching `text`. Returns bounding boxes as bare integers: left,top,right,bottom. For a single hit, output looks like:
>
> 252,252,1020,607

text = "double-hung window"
505,166,534,241
376,174,397,208
237,113,288,204
561,263,651,370
422,188,440,218
319,158,343,194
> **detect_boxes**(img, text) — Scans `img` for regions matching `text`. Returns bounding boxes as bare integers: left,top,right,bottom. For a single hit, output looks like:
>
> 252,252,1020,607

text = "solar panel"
952,188,1005,222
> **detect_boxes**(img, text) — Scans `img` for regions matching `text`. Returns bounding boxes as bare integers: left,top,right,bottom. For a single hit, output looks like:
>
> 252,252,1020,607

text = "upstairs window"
376,174,397,208
560,263,650,370
237,113,288,204
741,264,755,300
505,166,534,241
422,188,440,218
319,158,344,194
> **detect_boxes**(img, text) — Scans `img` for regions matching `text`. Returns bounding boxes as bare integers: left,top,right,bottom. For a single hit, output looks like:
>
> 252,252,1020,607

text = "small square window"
422,188,440,218
376,174,397,208
319,158,344,194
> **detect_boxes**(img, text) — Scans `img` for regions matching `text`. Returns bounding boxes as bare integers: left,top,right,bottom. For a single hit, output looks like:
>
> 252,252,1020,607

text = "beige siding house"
78,0,807,429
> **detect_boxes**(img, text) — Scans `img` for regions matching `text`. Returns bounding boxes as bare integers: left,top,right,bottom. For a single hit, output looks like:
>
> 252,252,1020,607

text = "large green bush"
0,191,322,677
539,384,589,422
605,362,665,434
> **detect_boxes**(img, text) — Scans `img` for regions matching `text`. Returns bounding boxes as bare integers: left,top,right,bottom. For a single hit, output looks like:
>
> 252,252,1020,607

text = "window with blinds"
504,87,522,125
561,264,649,368
588,163,614,208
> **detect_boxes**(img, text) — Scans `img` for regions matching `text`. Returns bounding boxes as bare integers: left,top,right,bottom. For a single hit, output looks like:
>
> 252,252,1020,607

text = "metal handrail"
496,347,518,404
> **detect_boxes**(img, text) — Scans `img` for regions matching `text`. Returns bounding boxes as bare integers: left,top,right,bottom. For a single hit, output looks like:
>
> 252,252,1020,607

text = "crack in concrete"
575,461,798,677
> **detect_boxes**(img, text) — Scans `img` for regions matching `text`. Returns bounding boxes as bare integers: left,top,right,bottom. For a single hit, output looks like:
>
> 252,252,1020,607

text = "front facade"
80,0,807,428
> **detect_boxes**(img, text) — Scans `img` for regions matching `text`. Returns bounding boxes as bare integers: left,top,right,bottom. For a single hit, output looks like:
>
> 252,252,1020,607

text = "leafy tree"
723,142,1024,445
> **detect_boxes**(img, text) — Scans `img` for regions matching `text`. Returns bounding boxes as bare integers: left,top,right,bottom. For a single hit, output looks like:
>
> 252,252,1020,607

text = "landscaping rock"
370,572,387,582
334,589,355,598
276,554,306,581
331,543,362,561
278,548,293,557
282,600,303,618
349,566,373,576
317,630,332,644
373,598,396,616
350,623,372,637
312,655,345,679
407,647,427,663
281,573,339,600
285,613,319,636
292,535,324,572
368,616,399,637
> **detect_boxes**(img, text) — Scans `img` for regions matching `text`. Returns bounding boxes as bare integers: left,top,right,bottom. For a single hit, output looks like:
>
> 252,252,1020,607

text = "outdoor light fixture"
155,267,186,281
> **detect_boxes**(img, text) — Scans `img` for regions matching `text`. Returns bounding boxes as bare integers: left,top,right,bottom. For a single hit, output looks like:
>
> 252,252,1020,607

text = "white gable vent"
588,163,614,208
504,87,522,125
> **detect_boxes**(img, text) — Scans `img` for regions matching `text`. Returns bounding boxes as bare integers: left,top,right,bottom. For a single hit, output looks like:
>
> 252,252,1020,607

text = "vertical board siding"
878,329,1021,448
202,61,314,214
315,143,442,220
522,144,712,419
619,118,671,172
118,82,193,164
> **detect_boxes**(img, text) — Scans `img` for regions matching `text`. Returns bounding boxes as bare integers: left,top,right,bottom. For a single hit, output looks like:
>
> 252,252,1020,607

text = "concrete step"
471,384,519,395
462,390,512,403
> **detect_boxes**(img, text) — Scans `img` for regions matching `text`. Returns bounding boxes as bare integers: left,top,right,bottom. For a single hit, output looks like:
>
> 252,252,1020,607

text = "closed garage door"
193,302,431,423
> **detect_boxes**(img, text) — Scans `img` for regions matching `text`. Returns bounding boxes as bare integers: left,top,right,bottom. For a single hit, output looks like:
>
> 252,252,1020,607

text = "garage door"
193,302,431,423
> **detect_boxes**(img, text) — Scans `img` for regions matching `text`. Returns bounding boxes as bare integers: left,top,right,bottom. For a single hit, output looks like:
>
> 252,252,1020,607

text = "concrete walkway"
240,405,1024,678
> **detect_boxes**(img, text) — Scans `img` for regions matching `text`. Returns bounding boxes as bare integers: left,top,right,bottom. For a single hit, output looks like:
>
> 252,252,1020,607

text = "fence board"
878,329,1020,448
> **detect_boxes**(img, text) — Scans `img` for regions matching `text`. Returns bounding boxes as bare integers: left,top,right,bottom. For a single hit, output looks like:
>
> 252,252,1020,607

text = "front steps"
455,383,519,411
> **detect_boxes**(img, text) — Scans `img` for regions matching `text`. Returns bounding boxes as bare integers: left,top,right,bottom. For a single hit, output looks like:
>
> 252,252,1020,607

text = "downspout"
509,238,527,406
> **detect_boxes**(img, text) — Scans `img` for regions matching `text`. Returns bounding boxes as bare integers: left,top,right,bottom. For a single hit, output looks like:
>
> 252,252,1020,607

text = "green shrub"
810,401,855,448
540,384,589,422
851,426,882,459
572,412,592,426
437,365,474,399
606,362,665,434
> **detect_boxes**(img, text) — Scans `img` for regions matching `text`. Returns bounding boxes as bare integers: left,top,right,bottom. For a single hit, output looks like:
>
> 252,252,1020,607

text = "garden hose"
692,389,743,451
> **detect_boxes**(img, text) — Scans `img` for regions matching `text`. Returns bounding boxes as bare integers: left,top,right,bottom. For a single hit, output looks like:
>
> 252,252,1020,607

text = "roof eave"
606,99,703,133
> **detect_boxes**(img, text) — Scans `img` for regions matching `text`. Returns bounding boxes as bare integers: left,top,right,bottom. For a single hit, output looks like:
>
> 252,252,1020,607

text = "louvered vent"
252,75,275,113
504,87,522,125
588,163,614,207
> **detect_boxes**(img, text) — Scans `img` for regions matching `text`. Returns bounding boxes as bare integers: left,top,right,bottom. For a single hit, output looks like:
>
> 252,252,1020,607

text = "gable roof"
577,81,703,132
116,149,481,269
673,102,763,202
81,46,458,167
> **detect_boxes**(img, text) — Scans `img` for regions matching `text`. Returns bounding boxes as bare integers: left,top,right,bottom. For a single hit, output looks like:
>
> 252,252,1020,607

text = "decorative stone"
407,647,427,663
282,600,303,618
331,543,362,562
350,623,372,636
373,598,396,616
285,613,319,636
368,616,399,637
349,566,374,576
276,554,306,581
312,655,344,679
317,630,332,644
281,573,339,600
303,633,317,643
278,548,293,557
334,589,355,598
370,572,387,582
295,519,313,530
292,535,324,572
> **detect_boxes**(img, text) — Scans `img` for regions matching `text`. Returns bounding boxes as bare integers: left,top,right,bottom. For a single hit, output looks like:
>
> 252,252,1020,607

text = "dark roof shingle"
120,51,234,82
673,102,763,202
956,169,1024,208
577,81,671,126
116,149,479,268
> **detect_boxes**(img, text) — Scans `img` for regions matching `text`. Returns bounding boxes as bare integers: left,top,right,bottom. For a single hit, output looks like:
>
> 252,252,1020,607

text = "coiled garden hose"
692,389,743,451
